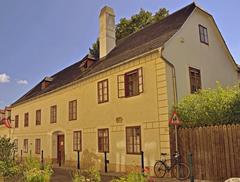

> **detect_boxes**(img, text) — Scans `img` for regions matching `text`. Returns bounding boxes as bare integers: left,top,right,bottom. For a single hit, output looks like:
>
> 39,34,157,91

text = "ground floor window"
73,131,82,151
14,139,18,152
98,128,109,153
23,139,28,153
126,126,141,154
35,138,41,154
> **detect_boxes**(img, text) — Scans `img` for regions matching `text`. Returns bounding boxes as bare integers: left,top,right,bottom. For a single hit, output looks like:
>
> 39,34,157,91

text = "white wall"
163,8,238,102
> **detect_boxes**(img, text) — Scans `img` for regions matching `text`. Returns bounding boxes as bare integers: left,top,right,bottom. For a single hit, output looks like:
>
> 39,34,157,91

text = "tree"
89,39,99,60
89,8,169,59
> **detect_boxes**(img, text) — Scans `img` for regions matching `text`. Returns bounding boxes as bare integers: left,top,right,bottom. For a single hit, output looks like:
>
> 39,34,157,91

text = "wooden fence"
170,124,240,181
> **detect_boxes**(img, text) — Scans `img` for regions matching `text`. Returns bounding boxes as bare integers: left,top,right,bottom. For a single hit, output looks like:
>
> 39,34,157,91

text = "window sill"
126,152,141,155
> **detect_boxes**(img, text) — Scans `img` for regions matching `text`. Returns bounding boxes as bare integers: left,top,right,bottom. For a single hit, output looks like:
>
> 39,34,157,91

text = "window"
73,131,82,151
189,67,202,93
126,126,141,154
118,68,143,98
14,139,18,152
50,105,57,123
23,139,28,153
98,129,109,153
36,110,41,125
199,24,209,45
35,139,41,154
15,115,19,128
69,100,77,121
24,113,29,127
97,79,109,103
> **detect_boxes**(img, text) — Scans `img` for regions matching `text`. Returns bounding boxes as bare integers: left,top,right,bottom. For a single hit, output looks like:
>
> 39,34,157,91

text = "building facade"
8,3,239,172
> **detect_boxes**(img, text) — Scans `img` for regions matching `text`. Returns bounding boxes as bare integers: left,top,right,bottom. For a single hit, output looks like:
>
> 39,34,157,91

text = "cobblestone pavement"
51,167,209,182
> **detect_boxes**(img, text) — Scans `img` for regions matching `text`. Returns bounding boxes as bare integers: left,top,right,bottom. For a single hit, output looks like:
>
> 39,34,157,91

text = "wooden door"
57,135,65,166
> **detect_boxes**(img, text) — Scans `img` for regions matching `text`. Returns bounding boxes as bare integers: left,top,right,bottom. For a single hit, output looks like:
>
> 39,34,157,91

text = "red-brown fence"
170,124,240,181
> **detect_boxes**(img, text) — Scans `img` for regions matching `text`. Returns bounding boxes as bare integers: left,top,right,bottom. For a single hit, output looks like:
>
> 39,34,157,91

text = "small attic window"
41,77,53,90
79,54,96,72
199,24,209,45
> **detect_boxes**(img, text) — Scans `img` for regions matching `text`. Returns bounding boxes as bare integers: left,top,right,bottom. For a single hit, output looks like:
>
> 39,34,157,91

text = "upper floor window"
24,113,29,127
126,126,141,154
97,79,109,104
98,128,109,153
36,110,41,125
15,115,19,128
69,100,77,121
118,68,143,98
23,139,28,153
50,105,57,123
73,131,82,151
35,138,41,154
189,67,202,93
199,24,209,45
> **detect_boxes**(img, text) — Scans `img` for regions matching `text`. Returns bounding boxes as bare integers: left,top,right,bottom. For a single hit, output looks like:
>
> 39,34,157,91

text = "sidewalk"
51,166,212,182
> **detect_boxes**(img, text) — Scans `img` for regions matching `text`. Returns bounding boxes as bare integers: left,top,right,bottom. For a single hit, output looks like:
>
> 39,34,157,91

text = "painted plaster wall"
10,51,170,172
163,8,238,103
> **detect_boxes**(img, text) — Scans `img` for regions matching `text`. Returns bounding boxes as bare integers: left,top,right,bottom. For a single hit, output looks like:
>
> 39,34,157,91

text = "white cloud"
17,80,28,85
0,73,10,83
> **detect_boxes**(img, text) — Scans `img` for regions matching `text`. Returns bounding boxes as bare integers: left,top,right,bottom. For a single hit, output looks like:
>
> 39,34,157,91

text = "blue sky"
0,0,239,108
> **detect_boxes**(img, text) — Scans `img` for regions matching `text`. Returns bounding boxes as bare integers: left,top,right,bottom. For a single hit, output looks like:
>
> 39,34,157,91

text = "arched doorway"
52,131,65,166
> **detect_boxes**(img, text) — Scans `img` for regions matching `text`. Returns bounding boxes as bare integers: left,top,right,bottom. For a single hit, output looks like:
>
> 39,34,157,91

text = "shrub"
0,160,22,178
0,137,21,179
0,137,15,162
175,84,240,127
111,172,147,182
23,156,53,182
72,168,101,182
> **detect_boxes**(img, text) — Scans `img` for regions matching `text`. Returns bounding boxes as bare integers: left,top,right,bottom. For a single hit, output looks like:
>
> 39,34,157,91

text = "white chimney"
99,6,116,59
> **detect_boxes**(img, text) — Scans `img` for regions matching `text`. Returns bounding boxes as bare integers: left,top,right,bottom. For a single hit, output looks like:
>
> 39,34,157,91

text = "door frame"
57,134,65,166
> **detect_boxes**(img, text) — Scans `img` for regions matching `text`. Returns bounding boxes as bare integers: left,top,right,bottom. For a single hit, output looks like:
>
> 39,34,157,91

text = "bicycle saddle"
161,153,167,156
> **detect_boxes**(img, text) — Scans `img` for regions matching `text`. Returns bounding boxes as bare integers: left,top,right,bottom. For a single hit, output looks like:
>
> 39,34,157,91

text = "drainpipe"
159,47,178,106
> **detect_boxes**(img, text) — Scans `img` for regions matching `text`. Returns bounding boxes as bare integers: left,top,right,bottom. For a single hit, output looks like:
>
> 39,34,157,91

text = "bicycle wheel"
154,161,166,178
172,162,190,180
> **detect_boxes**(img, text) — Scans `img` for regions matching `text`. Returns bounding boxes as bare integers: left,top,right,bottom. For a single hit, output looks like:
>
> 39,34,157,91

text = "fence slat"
231,125,238,177
227,125,235,177
223,125,231,178
236,125,240,177
170,124,240,181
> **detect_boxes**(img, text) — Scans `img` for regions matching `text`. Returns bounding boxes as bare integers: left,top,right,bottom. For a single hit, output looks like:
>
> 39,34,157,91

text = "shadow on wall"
81,149,101,170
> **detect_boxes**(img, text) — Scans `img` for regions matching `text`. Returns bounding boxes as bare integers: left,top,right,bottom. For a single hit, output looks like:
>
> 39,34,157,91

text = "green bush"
0,137,22,179
23,156,53,182
0,160,22,178
111,172,148,182
0,137,15,162
72,168,101,182
175,84,240,127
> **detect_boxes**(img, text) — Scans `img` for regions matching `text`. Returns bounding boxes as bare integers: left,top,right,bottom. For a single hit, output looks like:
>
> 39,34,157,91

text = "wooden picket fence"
170,124,240,181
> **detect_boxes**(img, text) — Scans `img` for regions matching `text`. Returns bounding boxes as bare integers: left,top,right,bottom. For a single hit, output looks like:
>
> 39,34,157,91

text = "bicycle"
154,151,190,180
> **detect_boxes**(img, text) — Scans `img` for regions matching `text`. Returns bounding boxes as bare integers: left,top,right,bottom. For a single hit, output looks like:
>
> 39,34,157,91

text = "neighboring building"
9,3,239,172
0,107,11,137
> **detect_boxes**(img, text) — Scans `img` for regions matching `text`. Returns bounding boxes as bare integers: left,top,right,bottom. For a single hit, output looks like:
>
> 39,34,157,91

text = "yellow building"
8,3,239,172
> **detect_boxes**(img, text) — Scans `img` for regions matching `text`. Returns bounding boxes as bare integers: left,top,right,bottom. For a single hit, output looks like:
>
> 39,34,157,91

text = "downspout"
159,47,179,155
159,47,178,106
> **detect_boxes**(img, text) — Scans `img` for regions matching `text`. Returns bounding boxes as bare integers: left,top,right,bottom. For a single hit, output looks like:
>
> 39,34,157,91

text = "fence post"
41,150,44,170
188,153,194,182
141,151,144,173
77,150,80,170
20,150,23,162
13,149,15,161
104,151,109,173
